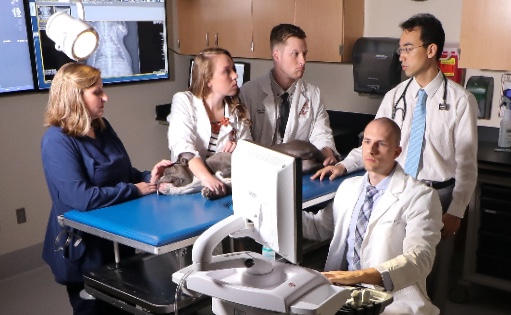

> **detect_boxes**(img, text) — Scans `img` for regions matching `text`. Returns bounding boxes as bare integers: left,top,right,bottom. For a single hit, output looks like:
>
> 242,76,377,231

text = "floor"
0,263,510,315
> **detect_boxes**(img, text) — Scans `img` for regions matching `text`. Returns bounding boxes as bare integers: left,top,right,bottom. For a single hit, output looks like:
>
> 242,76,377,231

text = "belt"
423,178,455,190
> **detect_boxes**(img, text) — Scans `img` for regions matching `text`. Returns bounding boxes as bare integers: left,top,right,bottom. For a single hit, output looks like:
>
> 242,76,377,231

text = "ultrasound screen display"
0,0,35,94
28,0,169,89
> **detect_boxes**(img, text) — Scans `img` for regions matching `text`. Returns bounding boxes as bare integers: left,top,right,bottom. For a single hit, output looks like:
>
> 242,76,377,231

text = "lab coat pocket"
373,219,406,253
296,115,313,139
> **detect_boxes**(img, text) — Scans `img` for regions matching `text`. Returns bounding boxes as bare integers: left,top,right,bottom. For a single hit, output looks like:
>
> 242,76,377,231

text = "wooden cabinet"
460,0,511,70
176,0,364,62
294,0,364,62
249,0,295,59
176,0,252,56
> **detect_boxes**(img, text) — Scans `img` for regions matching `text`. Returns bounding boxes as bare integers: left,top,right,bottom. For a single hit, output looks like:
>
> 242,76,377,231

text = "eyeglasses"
396,44,427,55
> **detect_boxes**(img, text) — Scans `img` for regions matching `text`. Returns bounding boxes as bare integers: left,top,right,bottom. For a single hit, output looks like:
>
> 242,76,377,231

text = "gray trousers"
427,184,456,313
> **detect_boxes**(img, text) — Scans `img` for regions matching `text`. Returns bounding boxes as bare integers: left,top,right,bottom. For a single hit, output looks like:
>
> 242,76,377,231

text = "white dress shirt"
341,72,478,218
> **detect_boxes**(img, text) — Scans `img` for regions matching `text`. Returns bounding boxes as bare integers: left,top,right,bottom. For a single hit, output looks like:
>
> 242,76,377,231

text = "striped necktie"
404,89,427,178
353,185,378,270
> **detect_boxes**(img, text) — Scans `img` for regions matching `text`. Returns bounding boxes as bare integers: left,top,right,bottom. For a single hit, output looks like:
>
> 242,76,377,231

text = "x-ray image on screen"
28,0,169,89
86,21,137,77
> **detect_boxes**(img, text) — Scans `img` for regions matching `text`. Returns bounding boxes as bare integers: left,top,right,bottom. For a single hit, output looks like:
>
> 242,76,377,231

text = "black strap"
431,178,455,190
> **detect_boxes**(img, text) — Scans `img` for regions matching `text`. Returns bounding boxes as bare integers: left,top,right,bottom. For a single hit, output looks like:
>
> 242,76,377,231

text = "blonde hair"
189,47,250,124
44,62,105,136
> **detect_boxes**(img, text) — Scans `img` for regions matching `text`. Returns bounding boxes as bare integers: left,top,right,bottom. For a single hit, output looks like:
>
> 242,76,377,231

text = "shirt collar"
363,163,397,192
411,70,444,99
270,69,296,97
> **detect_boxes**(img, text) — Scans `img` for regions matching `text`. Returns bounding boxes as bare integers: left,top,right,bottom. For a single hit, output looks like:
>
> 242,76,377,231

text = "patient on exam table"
41,62,172,315
158,140,324,199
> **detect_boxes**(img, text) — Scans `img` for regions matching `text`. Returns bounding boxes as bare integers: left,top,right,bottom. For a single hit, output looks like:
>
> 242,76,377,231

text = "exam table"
62,172,363,314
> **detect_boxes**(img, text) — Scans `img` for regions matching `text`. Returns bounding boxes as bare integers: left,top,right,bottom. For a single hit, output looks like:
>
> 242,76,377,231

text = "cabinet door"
250,0,295,59
177,0,252,56
294,0,363,62
460,0,511,70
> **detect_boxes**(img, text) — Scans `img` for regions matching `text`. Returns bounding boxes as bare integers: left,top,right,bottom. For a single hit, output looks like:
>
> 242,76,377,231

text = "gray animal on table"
271,140,324,174
157,140,324,199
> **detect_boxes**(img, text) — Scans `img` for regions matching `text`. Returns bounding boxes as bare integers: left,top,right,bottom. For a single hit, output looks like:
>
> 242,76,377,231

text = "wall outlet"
16,208,27,224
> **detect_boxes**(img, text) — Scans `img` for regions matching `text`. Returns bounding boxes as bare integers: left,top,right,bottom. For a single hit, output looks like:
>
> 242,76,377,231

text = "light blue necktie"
404,89,427,178
353,185,378,270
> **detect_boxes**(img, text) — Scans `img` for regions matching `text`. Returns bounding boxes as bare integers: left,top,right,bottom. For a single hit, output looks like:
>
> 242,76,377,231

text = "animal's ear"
177,152,195,164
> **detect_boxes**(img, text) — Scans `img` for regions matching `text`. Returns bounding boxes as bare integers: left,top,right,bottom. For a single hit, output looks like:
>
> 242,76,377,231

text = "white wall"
0,0,503,256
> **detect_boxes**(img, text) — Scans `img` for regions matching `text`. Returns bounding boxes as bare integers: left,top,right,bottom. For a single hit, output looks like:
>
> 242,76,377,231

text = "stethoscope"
392,72,449,122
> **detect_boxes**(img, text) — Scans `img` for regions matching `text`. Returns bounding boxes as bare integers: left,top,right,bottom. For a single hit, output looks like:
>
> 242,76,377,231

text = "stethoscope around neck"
391,72,449,122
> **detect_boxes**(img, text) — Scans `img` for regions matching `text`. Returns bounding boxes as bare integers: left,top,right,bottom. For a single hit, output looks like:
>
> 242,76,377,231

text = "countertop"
478,140,511,167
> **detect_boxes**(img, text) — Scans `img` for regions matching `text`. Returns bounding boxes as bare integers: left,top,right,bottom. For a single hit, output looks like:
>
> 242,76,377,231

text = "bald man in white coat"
302,118,443,315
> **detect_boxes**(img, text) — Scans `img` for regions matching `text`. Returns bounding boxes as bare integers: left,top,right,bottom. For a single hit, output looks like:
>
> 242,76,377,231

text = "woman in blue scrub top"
41,62,172,315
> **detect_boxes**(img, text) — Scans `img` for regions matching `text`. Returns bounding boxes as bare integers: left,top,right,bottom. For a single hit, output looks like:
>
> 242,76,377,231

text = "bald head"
365,118,401,147
362,118,402,182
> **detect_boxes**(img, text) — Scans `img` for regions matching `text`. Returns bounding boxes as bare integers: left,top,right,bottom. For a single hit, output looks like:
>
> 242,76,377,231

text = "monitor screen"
27,0,169,89
189,59,250,88
0,0,35,94
231,140,303,264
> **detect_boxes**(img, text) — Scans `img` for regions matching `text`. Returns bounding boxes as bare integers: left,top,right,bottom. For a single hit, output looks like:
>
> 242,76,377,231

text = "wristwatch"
380,271,394,292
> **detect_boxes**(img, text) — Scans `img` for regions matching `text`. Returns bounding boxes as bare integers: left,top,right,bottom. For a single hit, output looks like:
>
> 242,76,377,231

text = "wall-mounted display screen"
0,0,35,94
27,0,169,89
189,59,250,88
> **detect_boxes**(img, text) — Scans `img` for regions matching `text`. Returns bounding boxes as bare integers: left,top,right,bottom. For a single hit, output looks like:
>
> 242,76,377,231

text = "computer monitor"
27,0,169,89
0,0,35,94
231,140,303,264
189,59,250,88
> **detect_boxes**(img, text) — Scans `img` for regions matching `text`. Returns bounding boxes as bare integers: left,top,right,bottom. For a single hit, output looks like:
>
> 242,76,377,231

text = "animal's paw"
201,172,232,200
158,176,202,195
201,187,219,200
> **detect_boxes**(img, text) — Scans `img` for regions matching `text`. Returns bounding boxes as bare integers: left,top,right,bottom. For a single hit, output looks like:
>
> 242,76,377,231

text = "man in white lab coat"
303,118,443,315
312,14,477,311
239,23,339,166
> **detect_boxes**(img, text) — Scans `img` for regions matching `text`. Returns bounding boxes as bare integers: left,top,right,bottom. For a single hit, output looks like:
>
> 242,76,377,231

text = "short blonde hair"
44,62,105,136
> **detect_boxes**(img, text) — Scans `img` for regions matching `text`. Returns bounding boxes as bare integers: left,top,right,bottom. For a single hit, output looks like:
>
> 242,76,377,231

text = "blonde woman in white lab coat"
167,47,251,196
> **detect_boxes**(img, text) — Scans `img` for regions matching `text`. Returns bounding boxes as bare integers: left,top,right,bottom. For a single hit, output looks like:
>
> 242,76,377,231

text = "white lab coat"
302,165,442,315
239,73,338,154
167,91,252,161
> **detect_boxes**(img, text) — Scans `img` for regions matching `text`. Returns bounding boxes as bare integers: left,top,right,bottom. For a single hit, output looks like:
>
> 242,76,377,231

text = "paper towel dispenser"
466,76,494,120
353,37,403,95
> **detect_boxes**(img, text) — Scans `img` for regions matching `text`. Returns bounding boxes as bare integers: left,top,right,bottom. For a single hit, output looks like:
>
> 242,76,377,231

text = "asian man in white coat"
302,118,443,314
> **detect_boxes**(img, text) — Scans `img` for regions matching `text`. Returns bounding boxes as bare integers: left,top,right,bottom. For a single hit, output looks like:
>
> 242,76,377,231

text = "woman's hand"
150,159,173,184
222,141,237,153
135,182,158,196
201,174,227,197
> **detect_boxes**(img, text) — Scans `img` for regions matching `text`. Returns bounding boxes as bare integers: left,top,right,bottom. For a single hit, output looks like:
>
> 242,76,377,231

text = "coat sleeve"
307,86,339,155
374,186,442,292
41,131,140,214
167,92,201,161
448,91,478,218
302,202,335,242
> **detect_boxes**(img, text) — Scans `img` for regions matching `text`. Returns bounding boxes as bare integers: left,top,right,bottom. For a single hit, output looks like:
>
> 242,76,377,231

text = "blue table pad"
64,171,364,247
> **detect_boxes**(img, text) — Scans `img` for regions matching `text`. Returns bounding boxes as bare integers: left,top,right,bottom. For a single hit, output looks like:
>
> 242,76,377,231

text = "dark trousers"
427,184,455,313
66,283,130,315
